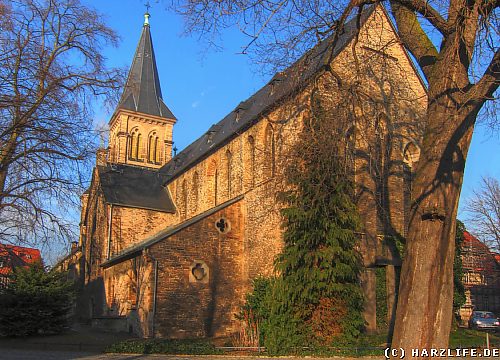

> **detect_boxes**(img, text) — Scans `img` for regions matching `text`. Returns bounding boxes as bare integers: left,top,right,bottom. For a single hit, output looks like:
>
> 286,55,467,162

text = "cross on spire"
144,1,151,25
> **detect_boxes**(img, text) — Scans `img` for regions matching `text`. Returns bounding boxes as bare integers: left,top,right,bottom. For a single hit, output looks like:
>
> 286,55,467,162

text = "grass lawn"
449,328,499,348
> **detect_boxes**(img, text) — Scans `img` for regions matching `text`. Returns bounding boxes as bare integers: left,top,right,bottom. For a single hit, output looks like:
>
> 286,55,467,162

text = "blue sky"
87,1,498,220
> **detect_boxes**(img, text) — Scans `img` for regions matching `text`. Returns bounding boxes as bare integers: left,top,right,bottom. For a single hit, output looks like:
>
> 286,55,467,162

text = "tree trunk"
391,76,478,355
391,109,476,353
0,130,20,204
386,1,488,346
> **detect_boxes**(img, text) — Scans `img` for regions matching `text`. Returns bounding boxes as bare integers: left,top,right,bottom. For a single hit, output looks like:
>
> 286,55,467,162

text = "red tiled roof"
0,243,42,276
463,231,491,251
461,231,498,274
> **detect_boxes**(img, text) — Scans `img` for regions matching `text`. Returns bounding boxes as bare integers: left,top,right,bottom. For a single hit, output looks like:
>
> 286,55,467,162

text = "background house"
0,244,42,288
459,231,500,323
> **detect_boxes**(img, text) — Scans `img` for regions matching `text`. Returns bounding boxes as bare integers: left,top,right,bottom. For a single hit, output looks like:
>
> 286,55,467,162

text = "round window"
215,217,231,234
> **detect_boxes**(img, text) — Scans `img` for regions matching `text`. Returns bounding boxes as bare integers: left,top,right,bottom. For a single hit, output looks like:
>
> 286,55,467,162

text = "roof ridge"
159,5,378,181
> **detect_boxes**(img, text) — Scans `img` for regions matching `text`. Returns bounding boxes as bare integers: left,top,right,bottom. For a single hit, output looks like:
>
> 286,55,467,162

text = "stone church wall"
109,206,176,256
103,256,155,337
78,174,109,319
149,200,245,338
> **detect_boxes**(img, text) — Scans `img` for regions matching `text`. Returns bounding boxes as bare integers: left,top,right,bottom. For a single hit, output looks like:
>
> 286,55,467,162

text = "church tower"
108,12,176,168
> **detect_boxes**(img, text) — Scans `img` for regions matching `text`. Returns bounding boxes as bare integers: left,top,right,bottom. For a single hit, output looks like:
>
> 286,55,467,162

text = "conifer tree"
265,96,364,351
0,265,75,336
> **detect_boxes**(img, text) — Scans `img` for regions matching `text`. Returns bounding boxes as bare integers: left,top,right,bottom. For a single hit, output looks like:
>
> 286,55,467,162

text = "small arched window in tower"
129,128,141,160
403,142,420,167
148,131,160,163
264,124,275,178
136,133,142,160
226,149,232,198
403,142,420,235
247,135,256,188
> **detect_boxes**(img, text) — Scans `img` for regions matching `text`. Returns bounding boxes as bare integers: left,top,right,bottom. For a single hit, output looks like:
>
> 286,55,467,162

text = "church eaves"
117,13,176,120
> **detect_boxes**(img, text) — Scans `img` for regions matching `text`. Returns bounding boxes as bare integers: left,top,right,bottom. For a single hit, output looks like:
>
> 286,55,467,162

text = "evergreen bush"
240,96,365,354
0,264,75,337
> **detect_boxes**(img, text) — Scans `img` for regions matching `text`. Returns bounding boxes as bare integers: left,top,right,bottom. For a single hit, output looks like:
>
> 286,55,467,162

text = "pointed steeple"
117,12,176,120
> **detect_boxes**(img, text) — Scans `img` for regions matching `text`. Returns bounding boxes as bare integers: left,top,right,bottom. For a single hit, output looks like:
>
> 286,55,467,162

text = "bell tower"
108,12,176,168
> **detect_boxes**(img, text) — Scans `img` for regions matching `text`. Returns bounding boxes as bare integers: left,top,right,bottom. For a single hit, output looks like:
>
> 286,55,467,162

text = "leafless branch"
465,176,500,252
0,0,124,248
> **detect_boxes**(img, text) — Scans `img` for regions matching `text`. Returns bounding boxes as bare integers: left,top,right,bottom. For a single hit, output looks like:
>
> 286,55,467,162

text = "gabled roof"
0,244,42,275
117,15,176,120
159,5,378,181
98,164,175,213
462,231,499,273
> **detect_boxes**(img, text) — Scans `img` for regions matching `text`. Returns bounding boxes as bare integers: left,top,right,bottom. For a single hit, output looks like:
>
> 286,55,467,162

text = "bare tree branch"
389,1,439,82
465,176,500,252
0,0,123,247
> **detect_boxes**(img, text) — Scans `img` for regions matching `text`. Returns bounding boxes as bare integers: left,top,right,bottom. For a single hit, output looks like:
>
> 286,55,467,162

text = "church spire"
117,12,176,120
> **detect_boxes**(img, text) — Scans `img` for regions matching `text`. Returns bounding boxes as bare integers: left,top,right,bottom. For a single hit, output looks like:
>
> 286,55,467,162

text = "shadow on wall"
76,277,105,323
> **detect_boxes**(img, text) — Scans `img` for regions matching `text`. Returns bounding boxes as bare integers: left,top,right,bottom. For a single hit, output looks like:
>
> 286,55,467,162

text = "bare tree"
169,0,499,352
465,176,500,252
0,0,122,247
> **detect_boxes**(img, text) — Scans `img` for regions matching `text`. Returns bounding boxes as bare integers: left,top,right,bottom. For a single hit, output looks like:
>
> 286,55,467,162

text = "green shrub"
106,338,223,354
0,264,75,337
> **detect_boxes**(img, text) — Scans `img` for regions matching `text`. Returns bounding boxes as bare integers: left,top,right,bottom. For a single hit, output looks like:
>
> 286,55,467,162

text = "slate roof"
98,164,175,213
159,5,378,182
117,17,176,120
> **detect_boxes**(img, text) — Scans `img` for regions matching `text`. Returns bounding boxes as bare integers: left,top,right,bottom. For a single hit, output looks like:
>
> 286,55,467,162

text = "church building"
61,5,427,338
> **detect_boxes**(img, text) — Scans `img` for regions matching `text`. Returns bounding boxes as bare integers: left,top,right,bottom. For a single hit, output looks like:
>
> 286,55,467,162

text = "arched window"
226,149,232,197
207,160,218,207
148,131,160,163
136,133,142,159
181,179,188,219
129,128,141,160
214,168,219,206
403,142,420,235
247,135,256,187
374,114,390,234
192,172,199,213
403,142,420,167
264,124,275,178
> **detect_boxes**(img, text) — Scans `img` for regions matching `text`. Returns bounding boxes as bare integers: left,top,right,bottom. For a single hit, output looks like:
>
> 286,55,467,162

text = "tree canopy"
0,0,122,246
